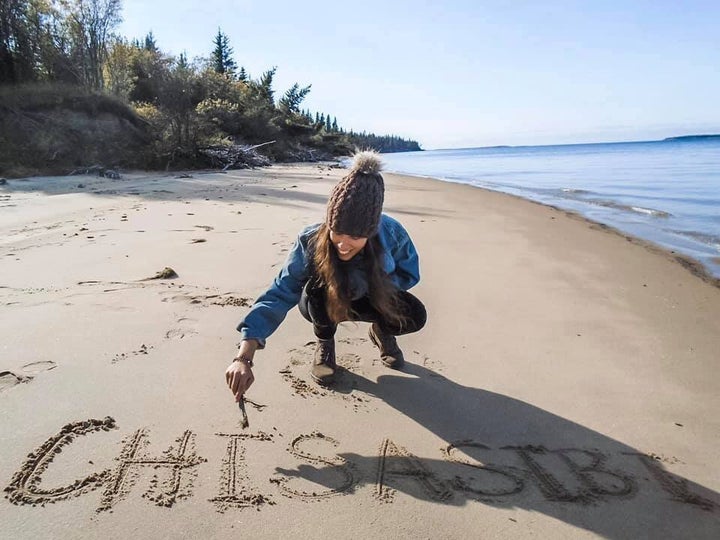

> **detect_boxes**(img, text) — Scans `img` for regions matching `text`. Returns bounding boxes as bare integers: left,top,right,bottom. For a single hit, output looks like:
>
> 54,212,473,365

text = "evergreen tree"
144,31,158,51
278,83,311,114
256,67,276,104
237,66,247,81
211,28,236,76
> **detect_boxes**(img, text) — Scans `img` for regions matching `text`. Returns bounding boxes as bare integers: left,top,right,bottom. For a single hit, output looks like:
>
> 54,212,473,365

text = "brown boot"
311,338,336,385
369,323,404,368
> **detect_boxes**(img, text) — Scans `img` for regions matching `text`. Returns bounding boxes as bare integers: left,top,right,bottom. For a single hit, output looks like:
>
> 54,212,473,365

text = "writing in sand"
4,417,716,514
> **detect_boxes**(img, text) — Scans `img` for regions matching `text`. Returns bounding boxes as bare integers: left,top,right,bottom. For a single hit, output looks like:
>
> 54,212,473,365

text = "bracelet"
234,355,254,367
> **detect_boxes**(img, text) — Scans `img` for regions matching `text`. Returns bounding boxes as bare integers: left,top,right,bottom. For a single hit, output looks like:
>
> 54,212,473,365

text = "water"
379,139,720,279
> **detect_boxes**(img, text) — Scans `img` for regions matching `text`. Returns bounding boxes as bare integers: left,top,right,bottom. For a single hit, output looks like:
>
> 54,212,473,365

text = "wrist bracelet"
234,355,254,367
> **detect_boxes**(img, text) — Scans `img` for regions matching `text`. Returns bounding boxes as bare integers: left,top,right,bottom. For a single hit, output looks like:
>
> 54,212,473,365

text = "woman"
225,151,427,401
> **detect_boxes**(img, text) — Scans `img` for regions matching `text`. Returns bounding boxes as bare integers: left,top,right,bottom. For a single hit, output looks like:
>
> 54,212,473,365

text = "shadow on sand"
275,362,719,539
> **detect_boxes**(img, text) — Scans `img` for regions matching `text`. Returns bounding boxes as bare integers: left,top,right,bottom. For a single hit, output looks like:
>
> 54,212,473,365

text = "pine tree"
144,31,158,51
237,66,247,81
211,28,236,76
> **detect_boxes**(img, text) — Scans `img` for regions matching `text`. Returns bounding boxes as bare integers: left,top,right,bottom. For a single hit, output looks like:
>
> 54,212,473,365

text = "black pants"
298,282,427,340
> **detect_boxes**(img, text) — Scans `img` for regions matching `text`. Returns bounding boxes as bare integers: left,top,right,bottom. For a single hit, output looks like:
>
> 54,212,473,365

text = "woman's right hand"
225,340,259,402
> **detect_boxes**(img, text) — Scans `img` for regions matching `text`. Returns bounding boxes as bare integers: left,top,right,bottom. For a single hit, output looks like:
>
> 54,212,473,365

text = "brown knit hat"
326,151,385,237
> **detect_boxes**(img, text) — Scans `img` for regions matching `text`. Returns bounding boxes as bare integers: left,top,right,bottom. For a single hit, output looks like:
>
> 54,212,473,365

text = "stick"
238,396,249,429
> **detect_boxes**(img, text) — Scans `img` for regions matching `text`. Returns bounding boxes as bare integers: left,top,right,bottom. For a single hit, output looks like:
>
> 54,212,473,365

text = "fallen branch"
198,142,274,170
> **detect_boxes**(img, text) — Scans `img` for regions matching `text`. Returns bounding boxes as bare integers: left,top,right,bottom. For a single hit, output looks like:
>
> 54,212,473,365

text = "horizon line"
422,133,720,152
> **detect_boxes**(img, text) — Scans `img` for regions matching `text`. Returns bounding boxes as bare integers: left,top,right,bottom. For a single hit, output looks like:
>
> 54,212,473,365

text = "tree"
103,36,135,99
277,82,311,114
211,28,236,77
254,66,275,105
157,58,205,149
0,0,64,84
62,0,123,90
127,43,169,103
143,30,157,51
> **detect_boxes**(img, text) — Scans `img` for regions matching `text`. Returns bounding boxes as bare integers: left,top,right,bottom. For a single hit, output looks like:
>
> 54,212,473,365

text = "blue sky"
119,0,720,149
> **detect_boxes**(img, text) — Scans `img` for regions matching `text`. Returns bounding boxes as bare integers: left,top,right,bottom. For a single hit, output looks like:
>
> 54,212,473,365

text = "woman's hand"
225,340,259,402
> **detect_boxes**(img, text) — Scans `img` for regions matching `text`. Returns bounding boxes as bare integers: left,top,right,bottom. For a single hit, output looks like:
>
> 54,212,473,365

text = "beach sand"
1,164,719,539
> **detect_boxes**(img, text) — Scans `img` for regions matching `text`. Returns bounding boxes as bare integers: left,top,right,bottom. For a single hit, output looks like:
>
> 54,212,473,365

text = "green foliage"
277,83,311,114
143,31,157,52
1,0,122,89
104,37,135,100
128,45,171,103
345,131,421,153
1,13,422,174
211,28,236,76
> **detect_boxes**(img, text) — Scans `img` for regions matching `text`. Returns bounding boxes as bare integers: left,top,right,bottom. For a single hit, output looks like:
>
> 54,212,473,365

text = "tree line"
0,1,420,171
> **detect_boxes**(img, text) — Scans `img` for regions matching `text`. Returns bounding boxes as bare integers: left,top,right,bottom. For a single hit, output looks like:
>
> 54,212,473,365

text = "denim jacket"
237,214,420,347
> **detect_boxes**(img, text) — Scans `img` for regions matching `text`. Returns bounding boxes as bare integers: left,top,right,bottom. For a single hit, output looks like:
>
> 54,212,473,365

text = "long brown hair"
311,223,408,329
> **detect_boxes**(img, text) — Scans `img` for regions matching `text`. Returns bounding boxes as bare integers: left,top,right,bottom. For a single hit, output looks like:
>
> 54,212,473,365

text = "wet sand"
1,164,719,539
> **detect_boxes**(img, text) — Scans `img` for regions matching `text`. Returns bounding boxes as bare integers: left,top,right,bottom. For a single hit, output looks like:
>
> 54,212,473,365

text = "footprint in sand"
281,343,375,411
160,291,251,308
21,361,57,374
165,328,198,340
111,344,153,364
338,337,368,346
413,351,445,376
0,371,32,392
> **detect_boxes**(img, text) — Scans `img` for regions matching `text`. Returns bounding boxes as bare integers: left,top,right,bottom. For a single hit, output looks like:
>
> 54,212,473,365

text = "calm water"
380,139,720,278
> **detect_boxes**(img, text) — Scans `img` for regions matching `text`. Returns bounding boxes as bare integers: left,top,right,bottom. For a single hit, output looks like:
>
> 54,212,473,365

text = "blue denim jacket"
237,214,420,347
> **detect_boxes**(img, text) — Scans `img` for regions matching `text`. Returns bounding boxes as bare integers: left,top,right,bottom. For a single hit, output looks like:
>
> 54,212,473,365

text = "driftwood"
68,165,121,179
199,142,274,170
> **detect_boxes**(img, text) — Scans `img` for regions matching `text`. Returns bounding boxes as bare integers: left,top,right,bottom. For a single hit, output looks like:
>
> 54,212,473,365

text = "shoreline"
5,164,719,287
382,137,720,284
386,170,720,288
1,164,719,538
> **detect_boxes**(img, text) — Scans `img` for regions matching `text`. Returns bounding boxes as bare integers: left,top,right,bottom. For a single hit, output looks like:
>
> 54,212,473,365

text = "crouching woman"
225,151,427,402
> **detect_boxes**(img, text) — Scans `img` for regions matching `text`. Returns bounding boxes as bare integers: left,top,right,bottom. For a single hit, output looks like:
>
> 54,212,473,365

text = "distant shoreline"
662,134,720,142
423,134,720,152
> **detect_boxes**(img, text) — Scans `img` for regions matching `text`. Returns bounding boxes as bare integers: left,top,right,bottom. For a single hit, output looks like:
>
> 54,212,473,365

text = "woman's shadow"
276,361,719,539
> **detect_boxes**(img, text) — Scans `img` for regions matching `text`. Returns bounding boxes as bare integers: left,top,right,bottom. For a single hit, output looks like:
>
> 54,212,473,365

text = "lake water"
380,139,720,279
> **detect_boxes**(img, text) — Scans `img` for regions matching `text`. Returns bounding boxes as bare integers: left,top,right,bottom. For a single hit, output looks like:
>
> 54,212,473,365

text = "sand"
0,164,719,539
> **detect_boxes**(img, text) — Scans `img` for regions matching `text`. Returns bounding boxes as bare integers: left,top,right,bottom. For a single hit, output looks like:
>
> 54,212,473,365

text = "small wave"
629,206,672,217
561,188,592,195
670,230,720,249
586,199,673,218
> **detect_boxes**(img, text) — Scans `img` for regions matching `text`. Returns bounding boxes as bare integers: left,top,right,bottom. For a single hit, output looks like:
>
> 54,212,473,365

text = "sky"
119,0,720,150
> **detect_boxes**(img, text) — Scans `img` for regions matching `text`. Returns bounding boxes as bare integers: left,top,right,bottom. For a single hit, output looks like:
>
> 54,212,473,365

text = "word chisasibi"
3,417,716,514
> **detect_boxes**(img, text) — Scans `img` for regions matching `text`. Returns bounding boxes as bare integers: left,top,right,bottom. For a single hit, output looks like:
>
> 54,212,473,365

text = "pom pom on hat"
326,151,385,237
349,150,384,176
